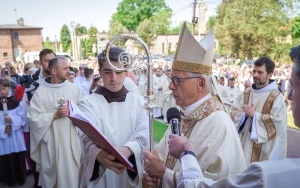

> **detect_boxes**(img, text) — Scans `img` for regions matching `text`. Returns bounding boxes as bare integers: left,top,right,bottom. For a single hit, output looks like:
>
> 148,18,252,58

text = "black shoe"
18,180,25,186
26,169,33,176
7,182,16,187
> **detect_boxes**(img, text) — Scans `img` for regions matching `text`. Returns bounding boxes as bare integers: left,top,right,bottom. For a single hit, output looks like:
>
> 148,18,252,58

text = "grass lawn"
152,112,298,143
288,112,299,130
153,119,168,143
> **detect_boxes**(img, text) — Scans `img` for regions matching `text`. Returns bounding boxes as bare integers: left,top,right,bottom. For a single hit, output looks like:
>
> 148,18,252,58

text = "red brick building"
0,18,43,63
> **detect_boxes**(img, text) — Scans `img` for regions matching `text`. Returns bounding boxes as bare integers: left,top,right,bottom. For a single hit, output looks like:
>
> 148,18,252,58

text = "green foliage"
151,8,172,35
108,14,129,39
291,16,300,39
214,0,290,61
207,16,216,30
80,39,87,59
60,25,72,52
76,24,88,35
169,22,197,35
114,0,169,31
272,42,293,63
136,19,157,47
85,26,98,57
43,37,55,51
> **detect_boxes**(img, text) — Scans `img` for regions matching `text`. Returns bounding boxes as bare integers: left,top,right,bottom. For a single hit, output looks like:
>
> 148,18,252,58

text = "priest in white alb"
231,57,287,166
28,57,84,187
153,67,169,118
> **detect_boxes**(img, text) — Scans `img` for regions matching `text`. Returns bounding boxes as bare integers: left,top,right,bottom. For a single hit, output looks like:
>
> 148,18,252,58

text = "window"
13,32,19,40
168,43,171,52
3,52,8,59
162,43,165,53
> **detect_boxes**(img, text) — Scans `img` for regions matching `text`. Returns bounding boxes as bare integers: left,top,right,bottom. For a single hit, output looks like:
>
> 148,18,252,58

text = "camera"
16,72,39,88
3,70,9,76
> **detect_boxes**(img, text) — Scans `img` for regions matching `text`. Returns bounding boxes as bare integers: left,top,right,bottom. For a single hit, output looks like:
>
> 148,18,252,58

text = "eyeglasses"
168,76,201,86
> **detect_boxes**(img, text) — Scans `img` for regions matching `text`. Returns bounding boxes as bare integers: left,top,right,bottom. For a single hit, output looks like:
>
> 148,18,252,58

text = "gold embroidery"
243,88,251,105
231,88,250,119
165,96,225,170
173,61,212,74
231,109,241,119
251,143,263,162
261,90,280,140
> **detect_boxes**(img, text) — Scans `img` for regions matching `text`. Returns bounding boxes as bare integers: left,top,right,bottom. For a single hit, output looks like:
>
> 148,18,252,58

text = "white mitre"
172,22,215,75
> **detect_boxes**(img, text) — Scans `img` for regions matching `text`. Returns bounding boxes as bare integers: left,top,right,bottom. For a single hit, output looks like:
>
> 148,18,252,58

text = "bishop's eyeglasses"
168,76,201,86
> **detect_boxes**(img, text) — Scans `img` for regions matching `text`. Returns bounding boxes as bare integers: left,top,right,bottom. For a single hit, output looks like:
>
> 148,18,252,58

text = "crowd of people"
0,22,298,188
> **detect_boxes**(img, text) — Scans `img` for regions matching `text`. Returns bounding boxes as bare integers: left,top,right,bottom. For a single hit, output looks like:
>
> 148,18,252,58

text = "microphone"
167,107,181,135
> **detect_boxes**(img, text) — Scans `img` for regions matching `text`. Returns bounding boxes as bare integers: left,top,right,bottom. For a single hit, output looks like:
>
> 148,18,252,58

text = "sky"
1,0,221,41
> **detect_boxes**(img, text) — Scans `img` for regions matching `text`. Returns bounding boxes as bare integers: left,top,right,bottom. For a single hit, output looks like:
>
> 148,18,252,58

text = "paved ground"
287,128,300,158
1,128,300,188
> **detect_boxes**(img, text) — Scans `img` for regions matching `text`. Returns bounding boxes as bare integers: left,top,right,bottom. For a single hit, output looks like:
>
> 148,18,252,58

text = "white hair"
187,72,213,93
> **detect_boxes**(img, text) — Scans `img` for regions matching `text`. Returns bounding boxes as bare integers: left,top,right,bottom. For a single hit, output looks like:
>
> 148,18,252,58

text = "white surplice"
0,101,27,155
28,80,84,188
77,92,149,188
231,81,287,165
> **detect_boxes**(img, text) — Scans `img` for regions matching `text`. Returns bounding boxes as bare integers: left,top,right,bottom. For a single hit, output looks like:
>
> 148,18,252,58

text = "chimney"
18,18,24,26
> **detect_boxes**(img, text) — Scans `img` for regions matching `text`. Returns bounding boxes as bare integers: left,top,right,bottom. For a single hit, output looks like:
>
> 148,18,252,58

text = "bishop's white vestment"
155,94,246,187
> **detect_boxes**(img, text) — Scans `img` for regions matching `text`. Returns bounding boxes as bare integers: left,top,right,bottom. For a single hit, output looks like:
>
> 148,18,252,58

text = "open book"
67,100,135,172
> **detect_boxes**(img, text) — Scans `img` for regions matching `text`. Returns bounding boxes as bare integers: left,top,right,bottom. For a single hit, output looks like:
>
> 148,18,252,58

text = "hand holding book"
66,100,135,172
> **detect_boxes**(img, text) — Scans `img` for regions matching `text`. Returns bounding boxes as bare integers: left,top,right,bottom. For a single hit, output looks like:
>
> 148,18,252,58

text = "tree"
80,38,87,59
60,25,72,52
136,18,156,48
207,16,216,30
85,26,98,57
43,37,55,51
76,24,88,35
108,14,129,39
214,0,290,60
169,22,196,35
291,15,300,40
151,8,172,35
114,0,170,31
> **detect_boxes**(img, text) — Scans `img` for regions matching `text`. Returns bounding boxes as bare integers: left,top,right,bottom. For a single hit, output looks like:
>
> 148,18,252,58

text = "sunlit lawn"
153,119,168,143
152,112,298,143
287,112,298,130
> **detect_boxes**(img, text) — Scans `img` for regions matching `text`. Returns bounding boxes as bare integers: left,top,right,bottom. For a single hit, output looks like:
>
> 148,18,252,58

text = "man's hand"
96,149,126,174
4,117,12,136
243,104,256,117
168,134,194,159
117,146,132,159
5,125,12,137
54,105,68,120
143,150,166,179
142,172,158,188
5,117,11,124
